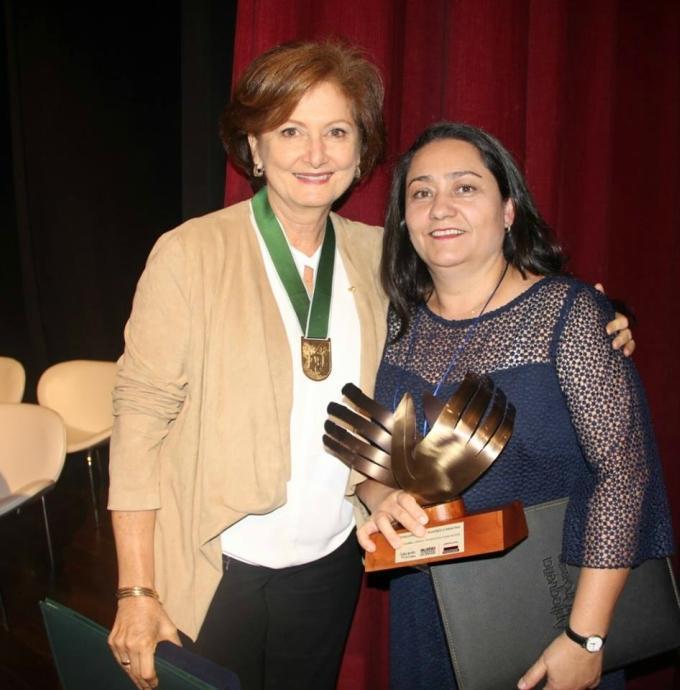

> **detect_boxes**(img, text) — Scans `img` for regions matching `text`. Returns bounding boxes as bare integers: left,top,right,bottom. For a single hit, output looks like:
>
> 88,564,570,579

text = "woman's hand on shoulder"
594,283,635,356
108,597,181,690
517,633,602,690
357,488,427,552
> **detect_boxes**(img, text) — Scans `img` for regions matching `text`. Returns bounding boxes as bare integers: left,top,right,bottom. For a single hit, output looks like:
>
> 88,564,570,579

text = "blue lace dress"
374,276,674,690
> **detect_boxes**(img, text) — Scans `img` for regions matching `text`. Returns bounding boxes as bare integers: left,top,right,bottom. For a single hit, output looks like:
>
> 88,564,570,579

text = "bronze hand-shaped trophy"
324,372,528,571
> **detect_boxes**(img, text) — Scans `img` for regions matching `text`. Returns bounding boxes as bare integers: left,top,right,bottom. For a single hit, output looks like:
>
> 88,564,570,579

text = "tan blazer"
108,199,387,639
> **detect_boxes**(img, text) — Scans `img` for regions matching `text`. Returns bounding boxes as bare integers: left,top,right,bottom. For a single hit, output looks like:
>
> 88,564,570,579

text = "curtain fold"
226,2,680,688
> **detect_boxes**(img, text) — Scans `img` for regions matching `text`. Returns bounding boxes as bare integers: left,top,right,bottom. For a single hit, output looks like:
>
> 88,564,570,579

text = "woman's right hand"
108,597,181,690
357,488,428,552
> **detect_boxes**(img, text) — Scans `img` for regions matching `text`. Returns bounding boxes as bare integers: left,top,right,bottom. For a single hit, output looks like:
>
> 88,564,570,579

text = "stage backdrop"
225,2,680,689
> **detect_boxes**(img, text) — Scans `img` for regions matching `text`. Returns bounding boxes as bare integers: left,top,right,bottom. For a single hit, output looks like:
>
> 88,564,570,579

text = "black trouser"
183,531,363,690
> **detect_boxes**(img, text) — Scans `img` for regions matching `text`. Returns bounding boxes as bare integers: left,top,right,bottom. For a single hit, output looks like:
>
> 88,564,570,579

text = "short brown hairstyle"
220,40,386,187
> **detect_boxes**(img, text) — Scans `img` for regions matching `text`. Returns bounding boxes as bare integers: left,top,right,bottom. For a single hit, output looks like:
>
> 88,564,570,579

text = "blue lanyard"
393,262,509,434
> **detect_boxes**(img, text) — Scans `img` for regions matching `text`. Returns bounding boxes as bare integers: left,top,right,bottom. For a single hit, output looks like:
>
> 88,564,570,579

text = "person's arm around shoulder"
595,283,635,356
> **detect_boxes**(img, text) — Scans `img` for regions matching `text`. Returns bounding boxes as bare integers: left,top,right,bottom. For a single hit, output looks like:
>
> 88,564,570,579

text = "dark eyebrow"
406,170,483,188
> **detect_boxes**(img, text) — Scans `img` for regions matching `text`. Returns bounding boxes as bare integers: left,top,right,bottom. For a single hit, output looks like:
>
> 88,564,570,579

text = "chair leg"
94,445,102,478
86,449,100,527
41,495,55,571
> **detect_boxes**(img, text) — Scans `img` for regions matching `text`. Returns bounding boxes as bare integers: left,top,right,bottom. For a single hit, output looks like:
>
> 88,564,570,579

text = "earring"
505,224,511,234
253,164,264,177
354,165,361,180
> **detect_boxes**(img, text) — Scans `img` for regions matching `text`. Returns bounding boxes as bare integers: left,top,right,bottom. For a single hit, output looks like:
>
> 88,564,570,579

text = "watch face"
585,636,604,652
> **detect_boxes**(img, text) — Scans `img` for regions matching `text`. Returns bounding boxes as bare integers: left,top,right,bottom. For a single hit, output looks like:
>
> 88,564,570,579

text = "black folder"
41,599,241,690
431,498,680,690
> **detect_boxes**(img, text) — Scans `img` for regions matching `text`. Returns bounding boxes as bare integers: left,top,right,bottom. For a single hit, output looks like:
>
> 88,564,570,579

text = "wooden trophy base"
364,498,528,572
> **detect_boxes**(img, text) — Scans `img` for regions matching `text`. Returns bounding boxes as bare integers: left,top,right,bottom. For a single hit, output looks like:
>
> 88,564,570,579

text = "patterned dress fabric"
374,276,674,690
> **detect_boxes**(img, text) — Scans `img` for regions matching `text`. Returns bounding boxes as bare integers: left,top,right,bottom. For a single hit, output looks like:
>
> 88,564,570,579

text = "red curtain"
226,2,680,688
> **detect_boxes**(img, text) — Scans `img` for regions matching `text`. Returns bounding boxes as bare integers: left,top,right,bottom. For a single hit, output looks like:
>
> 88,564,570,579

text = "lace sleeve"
554,284,673,567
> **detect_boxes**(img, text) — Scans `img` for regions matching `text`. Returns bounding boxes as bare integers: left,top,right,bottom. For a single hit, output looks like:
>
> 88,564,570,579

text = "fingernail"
517,680,526,690
419,514,428,524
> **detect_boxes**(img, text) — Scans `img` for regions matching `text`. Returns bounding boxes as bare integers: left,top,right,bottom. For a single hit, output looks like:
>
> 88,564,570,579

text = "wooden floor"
0,449,116,690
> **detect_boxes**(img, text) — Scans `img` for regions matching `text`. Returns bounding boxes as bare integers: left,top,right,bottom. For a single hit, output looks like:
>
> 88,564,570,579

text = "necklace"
393,261,510,433
252,187,335,381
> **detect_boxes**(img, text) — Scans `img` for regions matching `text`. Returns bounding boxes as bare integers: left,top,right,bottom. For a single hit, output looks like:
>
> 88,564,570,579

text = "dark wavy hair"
221,40,386,190
381,122,566,338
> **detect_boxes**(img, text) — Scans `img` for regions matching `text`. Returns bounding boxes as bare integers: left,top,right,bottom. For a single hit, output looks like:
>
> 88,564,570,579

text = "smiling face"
248,81,361,220
404,138,514,275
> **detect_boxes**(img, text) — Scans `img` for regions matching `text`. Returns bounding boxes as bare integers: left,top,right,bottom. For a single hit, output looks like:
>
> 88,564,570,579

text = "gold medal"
301,337,332,381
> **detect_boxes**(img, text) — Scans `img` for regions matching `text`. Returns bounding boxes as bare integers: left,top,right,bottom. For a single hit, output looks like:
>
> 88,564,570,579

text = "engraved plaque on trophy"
323,372,528,571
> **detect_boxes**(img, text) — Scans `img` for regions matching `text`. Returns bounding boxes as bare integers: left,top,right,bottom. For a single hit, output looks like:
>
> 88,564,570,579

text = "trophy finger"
413,376,503,496
481,401,515,459
324,420,392,469
415,378,487,474
326,403,392,453
322,435,397,486
435,398,515,493
353,457,397,486
341,383,394,432
422,393,445,430
465,387,508,457
456,375,496,443
428,374,492,449
419,373,484,457
391,393,420,487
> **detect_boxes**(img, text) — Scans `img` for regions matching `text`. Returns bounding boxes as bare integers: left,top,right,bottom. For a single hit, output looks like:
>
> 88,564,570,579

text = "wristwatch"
565,625,606,653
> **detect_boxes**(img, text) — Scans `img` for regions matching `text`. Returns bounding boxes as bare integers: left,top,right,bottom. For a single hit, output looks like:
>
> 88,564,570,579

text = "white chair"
0,403,67,629
37,360,118,526
0,356,26,403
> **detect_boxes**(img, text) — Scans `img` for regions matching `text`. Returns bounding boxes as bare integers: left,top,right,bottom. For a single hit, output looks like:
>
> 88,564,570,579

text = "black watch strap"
565,625,606,653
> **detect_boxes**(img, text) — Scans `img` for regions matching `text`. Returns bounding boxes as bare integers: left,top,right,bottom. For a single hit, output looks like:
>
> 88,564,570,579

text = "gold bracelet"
116,586,161,603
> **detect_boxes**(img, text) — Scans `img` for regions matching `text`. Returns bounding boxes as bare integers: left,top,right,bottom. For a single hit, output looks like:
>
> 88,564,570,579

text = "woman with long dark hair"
357,122,673,690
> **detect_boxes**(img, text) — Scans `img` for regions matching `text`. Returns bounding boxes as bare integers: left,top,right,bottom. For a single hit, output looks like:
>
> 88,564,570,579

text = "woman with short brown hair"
108,40,387,690
222,40,385,187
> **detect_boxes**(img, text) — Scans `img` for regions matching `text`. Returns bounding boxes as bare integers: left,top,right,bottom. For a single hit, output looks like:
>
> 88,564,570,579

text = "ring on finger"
120,659,131,666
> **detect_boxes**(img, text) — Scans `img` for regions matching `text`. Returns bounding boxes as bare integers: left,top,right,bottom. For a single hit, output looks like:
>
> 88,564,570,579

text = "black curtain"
0,2,27,377
1,0,235,398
